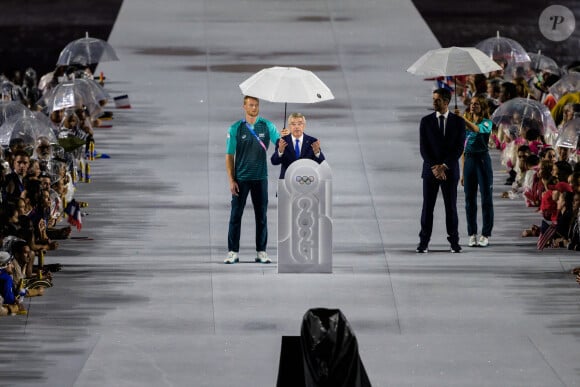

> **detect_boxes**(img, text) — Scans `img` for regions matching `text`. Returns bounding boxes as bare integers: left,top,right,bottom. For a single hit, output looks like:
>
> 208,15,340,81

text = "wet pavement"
1,1,580,386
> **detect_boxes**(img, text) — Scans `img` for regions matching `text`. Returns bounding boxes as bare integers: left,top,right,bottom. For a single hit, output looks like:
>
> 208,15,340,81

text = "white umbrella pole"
454,76,458,110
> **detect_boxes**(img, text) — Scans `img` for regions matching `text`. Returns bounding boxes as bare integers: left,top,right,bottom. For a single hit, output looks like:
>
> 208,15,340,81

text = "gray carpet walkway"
1,1,579,386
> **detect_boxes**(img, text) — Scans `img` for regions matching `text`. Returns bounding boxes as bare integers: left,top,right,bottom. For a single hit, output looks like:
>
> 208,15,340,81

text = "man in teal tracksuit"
225,96,280,264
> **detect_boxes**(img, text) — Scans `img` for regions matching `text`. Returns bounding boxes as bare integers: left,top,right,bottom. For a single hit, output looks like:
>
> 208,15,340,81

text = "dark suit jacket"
419,111,465,180
271,133,325,179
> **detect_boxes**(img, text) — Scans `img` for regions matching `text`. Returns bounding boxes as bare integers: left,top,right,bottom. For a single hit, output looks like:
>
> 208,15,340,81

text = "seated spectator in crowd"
557,145,576,169
522,154,540,205
3,237,49,293
502,145,531,198
567,192,580,251
513,76,531,98
537,182,574,250
553,160,573,184
2,150,30,207
570,171,580,195
522,161,556,237
554,186,575,247
486,79,501,115
0,251,26,315
26,159,42,182
540,176,560,224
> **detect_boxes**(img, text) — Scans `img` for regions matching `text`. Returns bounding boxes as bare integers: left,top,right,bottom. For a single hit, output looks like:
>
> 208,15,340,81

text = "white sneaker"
224,251,239,264
255,251,271,264
468,235,478,247
478,236,489,247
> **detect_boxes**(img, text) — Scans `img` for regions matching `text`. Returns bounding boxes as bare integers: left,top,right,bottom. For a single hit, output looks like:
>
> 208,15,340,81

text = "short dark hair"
525,154,540,168
501,82,517,99
555,160,573,182
433,88,451,103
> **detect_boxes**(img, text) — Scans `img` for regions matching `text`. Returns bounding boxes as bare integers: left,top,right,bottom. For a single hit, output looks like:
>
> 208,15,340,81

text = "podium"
277,159,332,273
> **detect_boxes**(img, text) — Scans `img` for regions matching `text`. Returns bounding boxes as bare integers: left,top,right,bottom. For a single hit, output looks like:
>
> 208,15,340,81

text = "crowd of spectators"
452,58,580,285
1,63,111,316
3,50,580,316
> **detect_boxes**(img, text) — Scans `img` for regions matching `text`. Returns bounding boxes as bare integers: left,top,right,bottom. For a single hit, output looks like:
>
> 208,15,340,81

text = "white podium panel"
277,159,332,273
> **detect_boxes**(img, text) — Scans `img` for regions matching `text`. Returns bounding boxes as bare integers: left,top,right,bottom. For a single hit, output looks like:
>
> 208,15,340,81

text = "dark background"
411,0,579,68
0,1,578,80
0,0,123,79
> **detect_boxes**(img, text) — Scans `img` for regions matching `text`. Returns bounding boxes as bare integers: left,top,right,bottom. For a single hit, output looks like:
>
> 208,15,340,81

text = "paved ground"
1,1,580,386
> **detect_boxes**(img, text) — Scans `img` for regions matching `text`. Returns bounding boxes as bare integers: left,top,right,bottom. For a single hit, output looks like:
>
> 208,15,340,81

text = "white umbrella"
407,46,502,108
239,66,334,123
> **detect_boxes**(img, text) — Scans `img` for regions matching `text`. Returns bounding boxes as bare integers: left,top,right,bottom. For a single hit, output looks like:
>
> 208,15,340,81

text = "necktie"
295,139,300,158
438,115,445,135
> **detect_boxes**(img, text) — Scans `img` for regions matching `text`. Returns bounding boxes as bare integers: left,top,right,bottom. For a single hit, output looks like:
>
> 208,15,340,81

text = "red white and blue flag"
64,200,83,230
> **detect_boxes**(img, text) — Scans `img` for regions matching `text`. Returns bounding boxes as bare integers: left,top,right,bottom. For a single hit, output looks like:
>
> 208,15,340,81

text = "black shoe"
504,170,516,185
450,244,462,253
416,244,428,253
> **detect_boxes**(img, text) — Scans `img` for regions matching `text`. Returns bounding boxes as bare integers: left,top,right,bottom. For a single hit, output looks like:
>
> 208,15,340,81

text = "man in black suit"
417,88,466,253
271,113,325,179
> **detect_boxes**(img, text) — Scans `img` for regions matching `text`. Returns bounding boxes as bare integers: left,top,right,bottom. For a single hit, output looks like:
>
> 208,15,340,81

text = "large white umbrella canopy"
407,46,502,108
407,46,502,77
239,66,334,104
239,66,334,124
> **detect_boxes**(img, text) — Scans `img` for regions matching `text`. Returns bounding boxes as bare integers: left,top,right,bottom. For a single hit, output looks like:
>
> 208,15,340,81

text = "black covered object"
277,336,305,387
300,308,371,387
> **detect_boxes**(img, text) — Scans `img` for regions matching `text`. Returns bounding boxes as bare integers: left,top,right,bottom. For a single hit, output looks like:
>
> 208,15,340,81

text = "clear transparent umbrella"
0,114,58,148
549,72,580,101
555,118,580,149
491,97,558,144
0,101,33,127
39,79,104,115
505,50,561,82
56,32,119,66
475,31,530,74
528,50,560,75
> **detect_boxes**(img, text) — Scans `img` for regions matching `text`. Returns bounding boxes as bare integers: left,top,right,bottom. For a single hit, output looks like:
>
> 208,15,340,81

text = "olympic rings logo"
296,176,315,185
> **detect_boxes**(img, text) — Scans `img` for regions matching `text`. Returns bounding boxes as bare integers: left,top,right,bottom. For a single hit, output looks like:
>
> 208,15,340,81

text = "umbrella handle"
454,77,458,110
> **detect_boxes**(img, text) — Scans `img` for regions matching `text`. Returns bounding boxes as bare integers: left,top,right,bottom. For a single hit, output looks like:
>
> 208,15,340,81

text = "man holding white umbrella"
225,66,333,264
224,96,281,264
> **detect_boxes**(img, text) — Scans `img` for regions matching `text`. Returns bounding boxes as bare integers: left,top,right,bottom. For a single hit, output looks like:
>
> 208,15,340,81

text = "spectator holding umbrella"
460,94,494,247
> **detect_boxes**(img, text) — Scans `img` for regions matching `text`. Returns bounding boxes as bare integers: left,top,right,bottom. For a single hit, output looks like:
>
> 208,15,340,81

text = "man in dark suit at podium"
417,88,466,253
271,113,325,179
